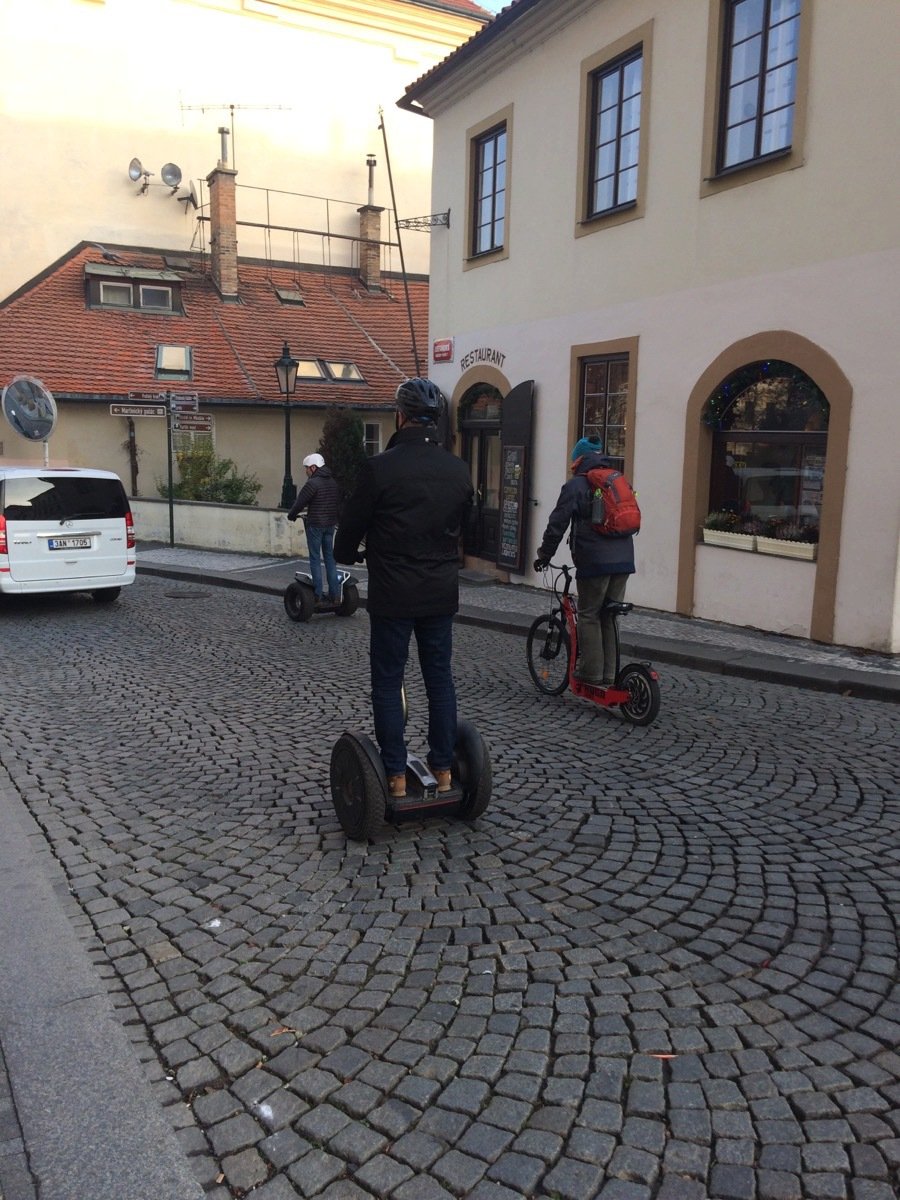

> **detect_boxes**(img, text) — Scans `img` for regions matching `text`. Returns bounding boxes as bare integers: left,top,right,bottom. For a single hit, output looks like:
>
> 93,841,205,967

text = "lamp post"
274,341,299,508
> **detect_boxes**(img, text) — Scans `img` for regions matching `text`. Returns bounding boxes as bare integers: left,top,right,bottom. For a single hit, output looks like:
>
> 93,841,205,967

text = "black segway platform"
329,720,492,841
284,570,360,623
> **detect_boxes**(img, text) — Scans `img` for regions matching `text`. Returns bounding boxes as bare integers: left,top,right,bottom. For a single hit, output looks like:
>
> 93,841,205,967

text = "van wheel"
92,588,121,603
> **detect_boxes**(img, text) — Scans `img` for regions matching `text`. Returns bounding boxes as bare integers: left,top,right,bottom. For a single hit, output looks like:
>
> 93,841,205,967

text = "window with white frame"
99,280,132,307
140,284,173,311
364,422,381,456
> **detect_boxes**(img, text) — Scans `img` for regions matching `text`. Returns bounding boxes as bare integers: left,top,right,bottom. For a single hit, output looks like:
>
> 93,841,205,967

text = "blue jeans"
369,614,457,776
305,524,340,599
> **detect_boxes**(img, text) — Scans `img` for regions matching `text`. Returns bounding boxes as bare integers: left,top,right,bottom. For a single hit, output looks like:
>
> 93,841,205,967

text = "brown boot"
434,769,452,793
388,774,407,799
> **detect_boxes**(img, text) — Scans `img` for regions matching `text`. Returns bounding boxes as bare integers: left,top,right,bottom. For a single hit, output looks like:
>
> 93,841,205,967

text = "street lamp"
274,341,299,508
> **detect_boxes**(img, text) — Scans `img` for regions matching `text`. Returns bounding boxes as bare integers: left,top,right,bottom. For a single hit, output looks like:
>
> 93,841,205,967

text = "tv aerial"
2,375,58,465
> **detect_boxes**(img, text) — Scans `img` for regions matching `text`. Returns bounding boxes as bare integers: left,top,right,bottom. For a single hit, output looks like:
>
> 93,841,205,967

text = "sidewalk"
136,542,898,703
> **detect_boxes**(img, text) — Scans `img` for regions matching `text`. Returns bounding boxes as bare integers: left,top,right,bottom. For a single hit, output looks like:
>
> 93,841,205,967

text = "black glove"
287,512,297,523
534,557,549,572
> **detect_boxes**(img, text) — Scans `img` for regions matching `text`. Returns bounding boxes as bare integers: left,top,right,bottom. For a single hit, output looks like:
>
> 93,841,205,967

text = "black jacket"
537,451,635,578
288,465,341,527
334,424,473,618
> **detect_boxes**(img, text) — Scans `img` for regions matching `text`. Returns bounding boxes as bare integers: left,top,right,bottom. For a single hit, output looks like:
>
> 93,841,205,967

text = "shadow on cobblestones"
1,579,898,1200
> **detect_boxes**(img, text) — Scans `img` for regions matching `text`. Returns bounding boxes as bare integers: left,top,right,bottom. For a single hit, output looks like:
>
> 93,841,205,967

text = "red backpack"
585,467,641,538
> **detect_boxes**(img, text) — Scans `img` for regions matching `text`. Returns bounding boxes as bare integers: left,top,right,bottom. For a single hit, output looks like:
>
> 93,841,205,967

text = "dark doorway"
460,384,502,560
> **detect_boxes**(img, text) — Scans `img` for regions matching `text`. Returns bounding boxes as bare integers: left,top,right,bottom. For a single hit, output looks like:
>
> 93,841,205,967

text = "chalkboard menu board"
498,444,526,570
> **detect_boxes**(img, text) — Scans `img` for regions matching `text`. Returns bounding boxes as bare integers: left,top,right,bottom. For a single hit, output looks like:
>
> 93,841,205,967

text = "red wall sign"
432,338,454,363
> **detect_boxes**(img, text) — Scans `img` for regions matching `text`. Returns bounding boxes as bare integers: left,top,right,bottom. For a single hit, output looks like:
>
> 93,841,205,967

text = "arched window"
703,359,828,539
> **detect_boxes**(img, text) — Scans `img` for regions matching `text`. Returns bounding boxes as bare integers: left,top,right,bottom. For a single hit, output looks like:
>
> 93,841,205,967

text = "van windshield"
2,476,128,521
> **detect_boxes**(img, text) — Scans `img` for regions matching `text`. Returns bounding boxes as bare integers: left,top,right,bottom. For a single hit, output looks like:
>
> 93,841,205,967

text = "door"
464,428,501,559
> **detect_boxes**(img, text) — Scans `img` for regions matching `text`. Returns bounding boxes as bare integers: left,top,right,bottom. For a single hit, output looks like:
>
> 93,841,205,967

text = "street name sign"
111,403,166,417
169,393,199,413
173,413,213,432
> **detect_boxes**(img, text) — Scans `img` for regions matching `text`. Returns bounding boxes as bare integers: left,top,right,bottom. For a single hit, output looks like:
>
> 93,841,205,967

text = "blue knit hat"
571,435,603,461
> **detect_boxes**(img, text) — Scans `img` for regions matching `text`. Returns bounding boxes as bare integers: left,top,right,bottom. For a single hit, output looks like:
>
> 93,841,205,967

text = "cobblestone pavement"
1,579,899,1200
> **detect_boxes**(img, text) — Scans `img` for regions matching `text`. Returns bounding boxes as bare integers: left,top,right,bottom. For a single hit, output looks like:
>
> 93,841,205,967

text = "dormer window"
99,281,133,307
86,263,182,313
140,284,173,311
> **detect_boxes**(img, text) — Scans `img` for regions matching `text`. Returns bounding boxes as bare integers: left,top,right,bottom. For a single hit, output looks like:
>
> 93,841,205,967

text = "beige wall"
0,0,483,299
420,0,900,652
131,497,306,557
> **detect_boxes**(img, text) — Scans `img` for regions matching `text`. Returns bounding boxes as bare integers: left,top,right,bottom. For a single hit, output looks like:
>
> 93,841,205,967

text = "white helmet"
303,453,325,468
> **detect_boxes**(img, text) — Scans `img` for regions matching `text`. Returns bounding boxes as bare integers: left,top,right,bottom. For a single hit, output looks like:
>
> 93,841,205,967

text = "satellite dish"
128,157,144,182
161,162,182,189
2,375,58,442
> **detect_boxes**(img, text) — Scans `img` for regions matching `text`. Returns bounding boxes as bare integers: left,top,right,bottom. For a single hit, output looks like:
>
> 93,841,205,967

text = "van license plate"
48,536,92,550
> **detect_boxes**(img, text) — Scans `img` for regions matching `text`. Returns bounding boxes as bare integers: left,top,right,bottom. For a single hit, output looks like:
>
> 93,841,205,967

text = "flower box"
701,529,757,551
756,536,817,561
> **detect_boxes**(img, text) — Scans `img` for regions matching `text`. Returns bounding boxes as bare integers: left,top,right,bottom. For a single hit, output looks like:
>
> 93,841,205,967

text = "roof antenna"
378,110,421,376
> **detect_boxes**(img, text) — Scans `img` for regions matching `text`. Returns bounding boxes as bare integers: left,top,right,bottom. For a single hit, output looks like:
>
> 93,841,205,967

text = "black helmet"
395,377,443,424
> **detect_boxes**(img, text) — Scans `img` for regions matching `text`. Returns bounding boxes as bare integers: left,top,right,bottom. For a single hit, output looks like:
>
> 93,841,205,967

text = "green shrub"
158,446,262,505
318,408,368,501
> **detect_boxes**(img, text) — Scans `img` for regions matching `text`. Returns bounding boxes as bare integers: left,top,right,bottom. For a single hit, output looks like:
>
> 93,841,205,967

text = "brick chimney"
357,204,384,291
207,162,239,301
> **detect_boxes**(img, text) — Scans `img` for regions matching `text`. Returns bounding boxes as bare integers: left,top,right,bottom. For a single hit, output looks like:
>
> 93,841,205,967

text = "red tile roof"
0,243,429,411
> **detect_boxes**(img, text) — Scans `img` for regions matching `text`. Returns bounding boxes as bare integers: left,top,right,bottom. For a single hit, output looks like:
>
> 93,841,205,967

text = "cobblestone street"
1,578,898,1200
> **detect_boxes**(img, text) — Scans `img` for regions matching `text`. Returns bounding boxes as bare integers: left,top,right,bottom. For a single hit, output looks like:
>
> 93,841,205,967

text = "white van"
0,467,135,602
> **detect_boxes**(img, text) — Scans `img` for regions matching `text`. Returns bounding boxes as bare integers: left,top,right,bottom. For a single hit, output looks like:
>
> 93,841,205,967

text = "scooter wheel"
330,732,387,840
337,583,360,618
284,581,315,622
454,719,492,822
617,663,661,726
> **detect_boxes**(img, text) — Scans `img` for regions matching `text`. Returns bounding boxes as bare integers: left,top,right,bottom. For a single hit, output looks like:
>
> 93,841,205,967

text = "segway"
329,717,492,841
283,568,360,622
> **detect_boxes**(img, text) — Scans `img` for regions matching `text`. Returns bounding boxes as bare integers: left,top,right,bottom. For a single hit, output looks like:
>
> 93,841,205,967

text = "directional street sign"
111,403,166,418
128,391,166,402
173,412,213,432
169,393,199,413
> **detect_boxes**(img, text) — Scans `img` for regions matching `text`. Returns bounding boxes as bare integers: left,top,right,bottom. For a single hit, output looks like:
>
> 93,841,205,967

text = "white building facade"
401,0,900,653
0,0,488,300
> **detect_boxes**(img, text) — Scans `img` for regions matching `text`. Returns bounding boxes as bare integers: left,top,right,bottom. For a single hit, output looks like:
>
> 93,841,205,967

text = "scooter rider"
334,378,473,799
287,452,342,607
534,436,636,686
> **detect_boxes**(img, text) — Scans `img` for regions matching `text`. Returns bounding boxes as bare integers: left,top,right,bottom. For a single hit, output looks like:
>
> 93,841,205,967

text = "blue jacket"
537,451,635,578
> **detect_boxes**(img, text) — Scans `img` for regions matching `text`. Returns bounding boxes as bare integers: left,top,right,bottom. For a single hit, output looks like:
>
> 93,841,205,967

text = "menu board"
498,444,526,570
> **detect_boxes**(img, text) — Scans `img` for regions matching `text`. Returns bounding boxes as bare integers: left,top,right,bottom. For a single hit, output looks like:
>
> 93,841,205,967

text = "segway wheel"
618,664,661,726
329,733,387,840
454,719,492,822
337,583,360,618
284,581,315,623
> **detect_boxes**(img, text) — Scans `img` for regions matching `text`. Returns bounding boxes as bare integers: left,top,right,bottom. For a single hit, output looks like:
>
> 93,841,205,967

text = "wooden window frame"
576,22,653,237
701,0,812,197
569,337,639,477
464,105,513,270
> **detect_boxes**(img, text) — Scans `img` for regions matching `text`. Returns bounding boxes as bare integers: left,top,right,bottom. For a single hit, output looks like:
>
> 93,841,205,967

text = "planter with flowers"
756,519,818,561
701,511,757,551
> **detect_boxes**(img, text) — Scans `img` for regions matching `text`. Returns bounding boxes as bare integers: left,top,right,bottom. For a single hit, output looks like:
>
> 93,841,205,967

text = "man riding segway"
334,378,474,801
